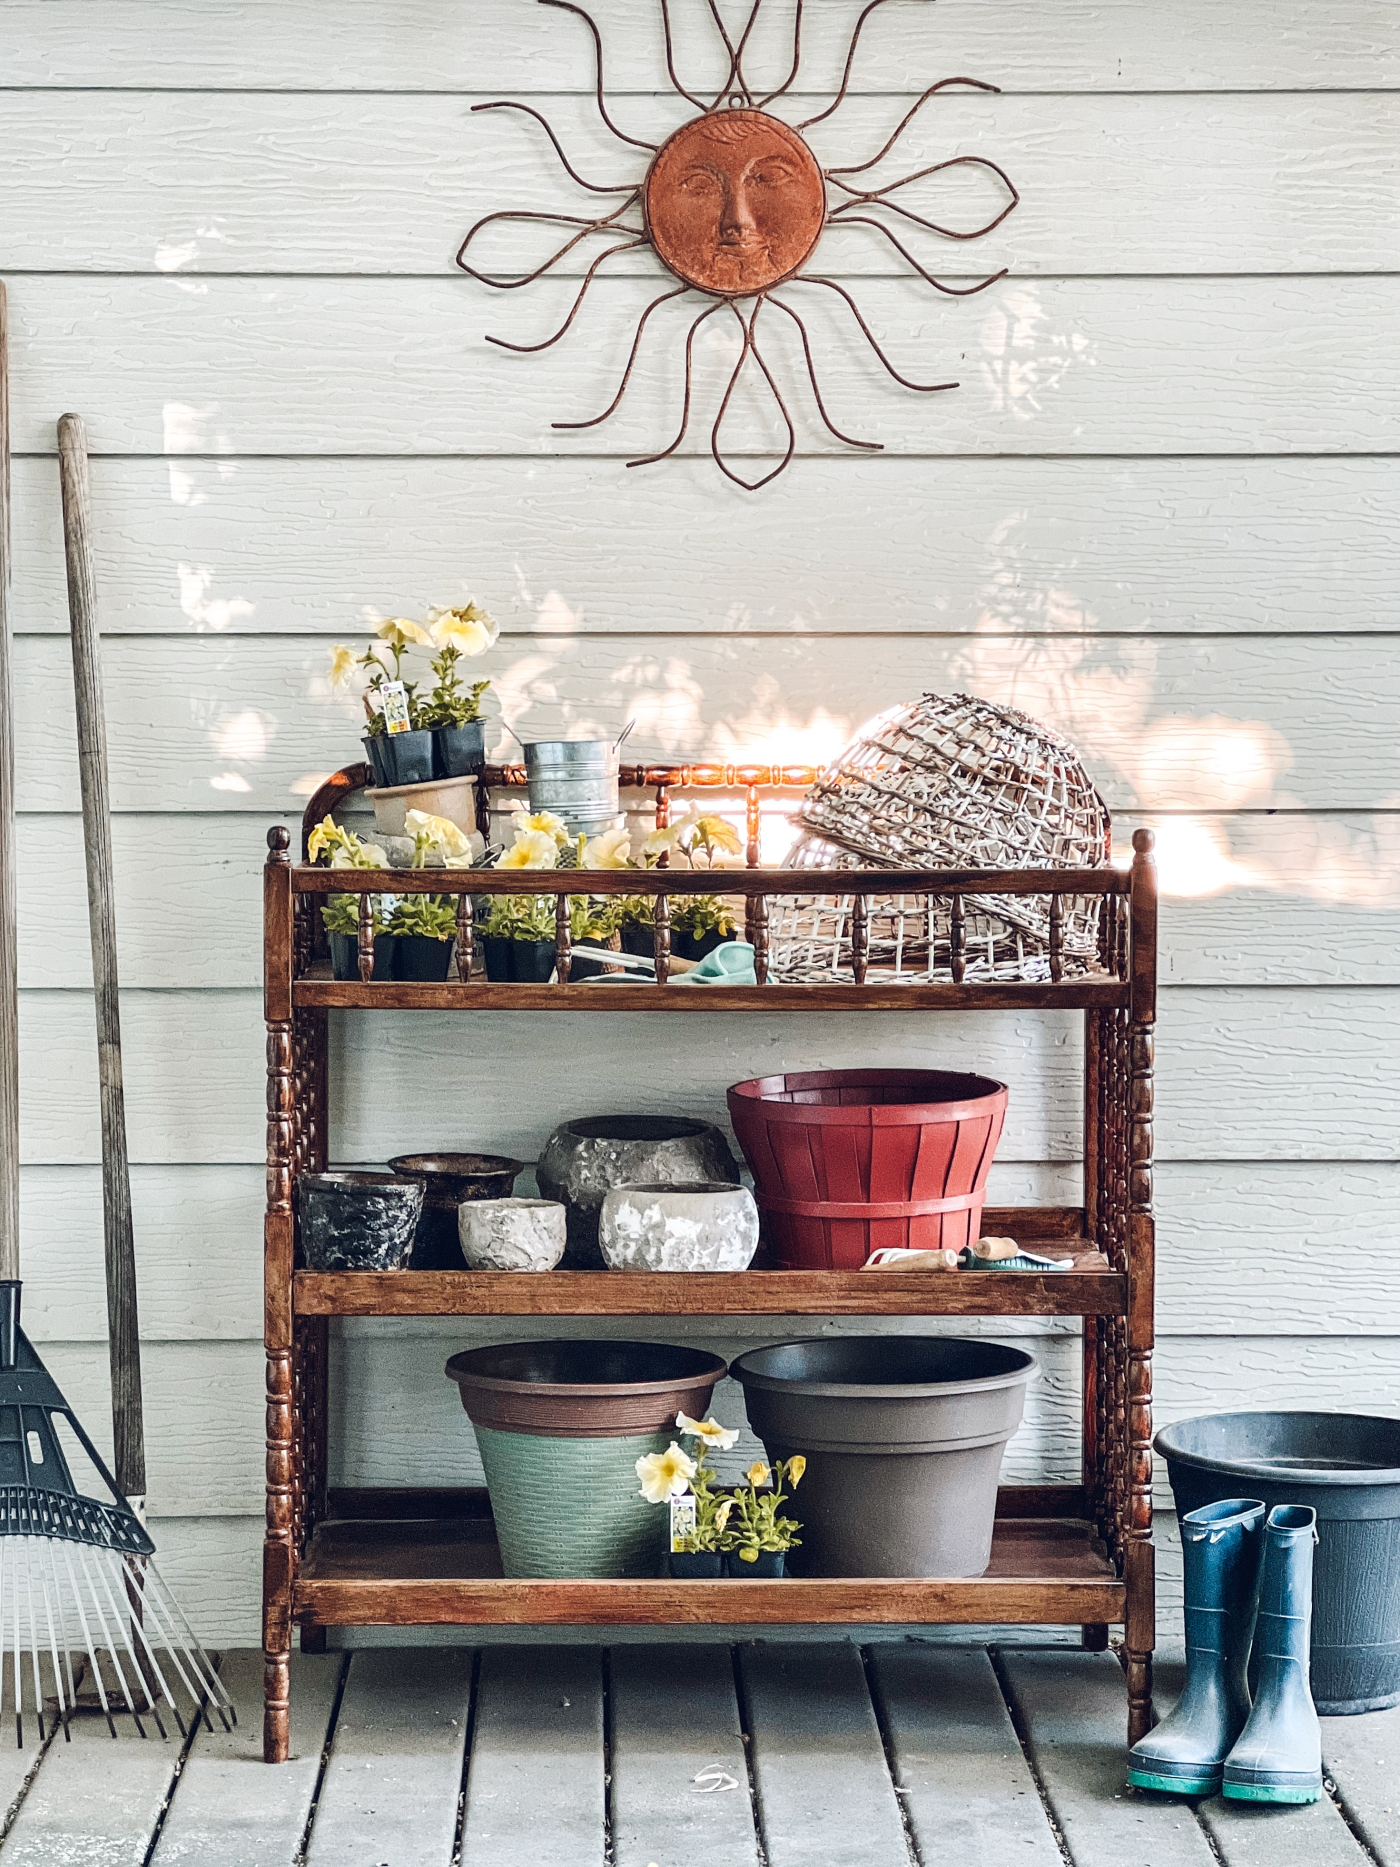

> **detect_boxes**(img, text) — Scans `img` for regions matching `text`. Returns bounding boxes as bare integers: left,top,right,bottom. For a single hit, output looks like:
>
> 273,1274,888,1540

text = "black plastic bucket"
1156,1411,1400,1714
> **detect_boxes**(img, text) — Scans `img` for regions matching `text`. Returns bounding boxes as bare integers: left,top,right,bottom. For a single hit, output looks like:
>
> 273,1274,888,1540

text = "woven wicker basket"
769,694,1110,986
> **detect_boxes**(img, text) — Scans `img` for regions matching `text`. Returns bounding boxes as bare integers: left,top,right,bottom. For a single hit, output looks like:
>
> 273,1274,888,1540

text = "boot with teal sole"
1222,1504,1323,1804
1127,1497,1265,1796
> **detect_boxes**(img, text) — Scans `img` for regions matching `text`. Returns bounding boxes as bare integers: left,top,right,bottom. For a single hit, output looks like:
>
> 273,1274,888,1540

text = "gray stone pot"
297,1171,424,1272
535,1116,739,1269
459,1198,567,1272
731,1336,1036,1579
599,1181,759,1272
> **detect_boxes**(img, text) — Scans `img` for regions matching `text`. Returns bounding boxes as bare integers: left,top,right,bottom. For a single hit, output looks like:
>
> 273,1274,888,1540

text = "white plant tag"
670,1493,697,1553
380,680,412,735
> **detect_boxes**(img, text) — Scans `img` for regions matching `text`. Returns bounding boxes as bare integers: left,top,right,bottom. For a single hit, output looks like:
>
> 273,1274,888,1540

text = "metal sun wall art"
458,0,1019,489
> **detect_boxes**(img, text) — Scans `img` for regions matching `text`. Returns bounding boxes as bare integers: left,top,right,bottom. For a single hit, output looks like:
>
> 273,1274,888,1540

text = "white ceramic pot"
370,774,480,838
458,1198,567,1272
598,1181,759,1273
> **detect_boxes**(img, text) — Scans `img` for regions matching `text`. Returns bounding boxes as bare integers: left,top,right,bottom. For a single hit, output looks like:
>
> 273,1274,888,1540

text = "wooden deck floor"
0,1643,1393,1866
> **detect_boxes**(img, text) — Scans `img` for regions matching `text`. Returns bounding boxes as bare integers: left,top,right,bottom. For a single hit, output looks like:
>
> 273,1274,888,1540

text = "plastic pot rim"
731,1339,1037,1402
444,1341,728,1402
1156,1412,1400,1488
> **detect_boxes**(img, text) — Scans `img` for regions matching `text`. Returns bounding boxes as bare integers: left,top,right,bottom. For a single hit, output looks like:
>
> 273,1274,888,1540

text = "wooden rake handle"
0,285,17,1285
58,413,147,1505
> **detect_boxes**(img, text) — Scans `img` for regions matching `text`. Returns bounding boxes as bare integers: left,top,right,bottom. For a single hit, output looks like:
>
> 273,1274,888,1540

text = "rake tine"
85,1546,161,1738
10,1526,22,1749
125,1561,213,1732
140,1562,234,1727
21,1542,45,1743
73,1544,146,1737
37,1541,72,1741
118,1560,187,1740
60,1541,117,1739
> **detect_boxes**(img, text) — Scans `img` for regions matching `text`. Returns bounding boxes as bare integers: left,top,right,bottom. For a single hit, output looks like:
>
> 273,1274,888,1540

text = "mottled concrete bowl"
536,1115,740,1270
459,1198,567,1272
297,1171,424,1272
599,1181,759,1272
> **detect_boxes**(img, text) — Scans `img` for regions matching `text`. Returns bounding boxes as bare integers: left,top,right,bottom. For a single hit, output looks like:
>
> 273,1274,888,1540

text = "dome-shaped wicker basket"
769,694,1110,986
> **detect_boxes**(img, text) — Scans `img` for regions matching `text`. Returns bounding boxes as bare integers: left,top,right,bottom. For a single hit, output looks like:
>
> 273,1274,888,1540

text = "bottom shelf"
294,1489,1124,1629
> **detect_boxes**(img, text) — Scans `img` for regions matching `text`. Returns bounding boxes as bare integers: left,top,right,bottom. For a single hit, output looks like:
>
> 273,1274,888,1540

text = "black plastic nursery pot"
328,931,394,981
619,922,654,959
363,729,435,788
482,936,556,983
672,928,735,963
1157,1411,1400,1714
297,1171,424,1271
731,1336,1036,1578
433,720,486,779
393,934,456,982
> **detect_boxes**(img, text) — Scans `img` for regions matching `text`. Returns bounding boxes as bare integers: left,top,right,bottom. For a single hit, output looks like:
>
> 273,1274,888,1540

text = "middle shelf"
294,1250,1123,1318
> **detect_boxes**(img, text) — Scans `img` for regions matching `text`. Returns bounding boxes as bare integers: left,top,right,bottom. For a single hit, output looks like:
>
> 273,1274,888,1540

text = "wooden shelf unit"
262,763,1158,1763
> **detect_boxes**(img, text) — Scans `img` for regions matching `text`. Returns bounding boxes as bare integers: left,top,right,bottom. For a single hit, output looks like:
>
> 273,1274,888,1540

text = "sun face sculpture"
458,0,1019,489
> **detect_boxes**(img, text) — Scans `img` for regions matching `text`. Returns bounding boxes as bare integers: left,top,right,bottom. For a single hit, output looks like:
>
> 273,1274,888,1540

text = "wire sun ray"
456,0,1020,487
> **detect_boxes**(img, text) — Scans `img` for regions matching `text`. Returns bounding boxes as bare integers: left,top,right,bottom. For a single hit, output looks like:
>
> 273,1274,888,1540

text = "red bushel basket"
727,1069,1009,1271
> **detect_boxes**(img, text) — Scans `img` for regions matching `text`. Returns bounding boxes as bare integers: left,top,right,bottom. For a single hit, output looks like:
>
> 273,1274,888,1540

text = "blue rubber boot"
1127,1498,1266,1796
1222,1505,1323,1804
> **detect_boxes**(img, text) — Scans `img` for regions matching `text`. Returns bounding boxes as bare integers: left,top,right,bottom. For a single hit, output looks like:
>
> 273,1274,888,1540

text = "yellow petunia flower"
327,644,360,689
404,809,475,861
428,603,500,658
746,1461,771,1488
635,1442,697,1504
784,1455,806,1488
377,617,432,649
496,829,560,871
582,827,631,869
676,1413,740,1451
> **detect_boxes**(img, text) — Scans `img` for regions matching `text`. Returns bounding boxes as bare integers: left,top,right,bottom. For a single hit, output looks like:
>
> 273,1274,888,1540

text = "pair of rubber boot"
1127,1498,1322,1804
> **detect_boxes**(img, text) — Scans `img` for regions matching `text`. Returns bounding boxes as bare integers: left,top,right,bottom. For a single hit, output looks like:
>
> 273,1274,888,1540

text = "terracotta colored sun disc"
645,110,826,297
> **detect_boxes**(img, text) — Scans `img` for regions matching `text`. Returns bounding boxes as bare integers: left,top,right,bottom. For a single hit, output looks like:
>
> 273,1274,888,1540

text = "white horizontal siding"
8,631,1398,812
4,0,1396,1641
6,276,1400,458
13,457,1400,639
3,93,1395,276
2,0,1394,92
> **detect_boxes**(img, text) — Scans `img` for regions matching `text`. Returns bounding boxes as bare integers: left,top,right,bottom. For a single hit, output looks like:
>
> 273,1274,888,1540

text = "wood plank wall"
2,0,1396,1638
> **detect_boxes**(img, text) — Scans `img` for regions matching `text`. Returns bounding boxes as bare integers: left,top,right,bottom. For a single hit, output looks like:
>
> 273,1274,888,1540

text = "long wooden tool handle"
0,285,18,1285
58,412,146,1503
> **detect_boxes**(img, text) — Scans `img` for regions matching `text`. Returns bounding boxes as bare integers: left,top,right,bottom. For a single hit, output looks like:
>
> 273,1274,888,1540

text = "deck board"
149,1650,342,1866
997,1649,1218,1867
301,1649,471,1867
739,1643,911,1867
459,1647,605,1867
868,1644,1063,1864
0,1699,188,1867
1323,1706,1400,1867
609,1644,759,1867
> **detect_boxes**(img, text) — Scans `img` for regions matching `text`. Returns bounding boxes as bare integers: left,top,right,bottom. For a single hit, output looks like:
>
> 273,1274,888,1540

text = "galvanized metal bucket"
523,738,620,830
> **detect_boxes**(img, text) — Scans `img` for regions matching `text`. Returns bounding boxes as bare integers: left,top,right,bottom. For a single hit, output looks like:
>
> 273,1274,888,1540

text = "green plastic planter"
444,1339,727,1579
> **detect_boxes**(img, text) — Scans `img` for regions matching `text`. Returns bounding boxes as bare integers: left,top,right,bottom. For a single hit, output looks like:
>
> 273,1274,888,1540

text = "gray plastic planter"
1157,1411,1400,1714
731,1336,1036,1578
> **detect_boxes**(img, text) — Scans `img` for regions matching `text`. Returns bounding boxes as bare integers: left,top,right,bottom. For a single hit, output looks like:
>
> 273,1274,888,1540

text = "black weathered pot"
482,936,555,983
371,730,435,788
328,931,395,982
387,1152,525,1270
393,934,455,982
297,1171,424,1271
730,1550,786,1579
672,928,735,963
433,720,486,779
732,1336,1036,1579
1157,1411,1400,1714
670,1551,723,1579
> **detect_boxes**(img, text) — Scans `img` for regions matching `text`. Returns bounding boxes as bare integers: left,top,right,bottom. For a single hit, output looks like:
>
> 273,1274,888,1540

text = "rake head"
0,1286,236,1744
